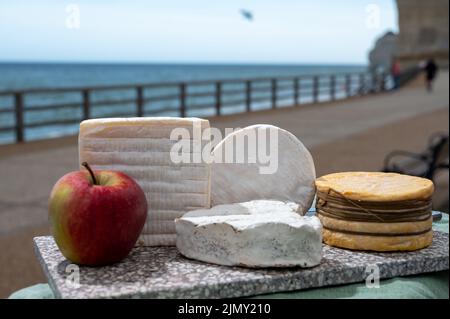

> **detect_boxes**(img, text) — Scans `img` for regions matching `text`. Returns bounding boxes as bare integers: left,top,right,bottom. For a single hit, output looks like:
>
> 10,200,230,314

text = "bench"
383,132,449,180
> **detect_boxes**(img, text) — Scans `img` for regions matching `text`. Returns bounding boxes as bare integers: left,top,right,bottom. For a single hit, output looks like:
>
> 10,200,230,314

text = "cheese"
175,200,323,268
315,172,434,251
210,125,316,215
79,117,211,246
315,172,434,202
183,199,300,217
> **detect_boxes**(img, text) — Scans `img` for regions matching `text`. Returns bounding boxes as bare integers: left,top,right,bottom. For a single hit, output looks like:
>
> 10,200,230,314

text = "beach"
0,71,448,298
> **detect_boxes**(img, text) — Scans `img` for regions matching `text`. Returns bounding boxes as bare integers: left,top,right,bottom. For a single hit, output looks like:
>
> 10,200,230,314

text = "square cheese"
79,117,211,246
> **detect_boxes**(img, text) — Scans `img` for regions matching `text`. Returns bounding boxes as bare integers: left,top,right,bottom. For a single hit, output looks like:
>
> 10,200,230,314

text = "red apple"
48,162,147,266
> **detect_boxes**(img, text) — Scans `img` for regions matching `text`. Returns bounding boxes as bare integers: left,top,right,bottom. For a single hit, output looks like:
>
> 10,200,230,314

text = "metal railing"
0,71,388,143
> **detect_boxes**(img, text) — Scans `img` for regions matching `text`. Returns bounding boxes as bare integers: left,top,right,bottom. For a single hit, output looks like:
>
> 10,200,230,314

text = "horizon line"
0,60,368,66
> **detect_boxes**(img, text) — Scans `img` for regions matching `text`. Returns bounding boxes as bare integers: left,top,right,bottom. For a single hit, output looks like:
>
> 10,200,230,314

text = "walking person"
424,59,438,92
391,58,401,90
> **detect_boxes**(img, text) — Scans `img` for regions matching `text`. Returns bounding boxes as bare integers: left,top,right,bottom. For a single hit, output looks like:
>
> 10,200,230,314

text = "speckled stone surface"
33,231,449,299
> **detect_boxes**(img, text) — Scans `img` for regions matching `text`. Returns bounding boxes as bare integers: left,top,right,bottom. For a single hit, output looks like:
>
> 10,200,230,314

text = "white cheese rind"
79,117,211,246
211,125,316,215
183,200,300,217
175,201,322,268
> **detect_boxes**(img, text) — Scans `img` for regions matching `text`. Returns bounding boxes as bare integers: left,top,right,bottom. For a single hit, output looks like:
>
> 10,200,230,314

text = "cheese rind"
183,200,300,217
79,117,211,246
315,172,434,201
175,200,323,268
210,125,316,215
322,228,433,251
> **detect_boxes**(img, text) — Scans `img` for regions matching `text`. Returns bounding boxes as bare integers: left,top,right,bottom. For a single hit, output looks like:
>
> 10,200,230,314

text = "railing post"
359,73,365,95
215,82,221,116
179,83,186,117
14,92,24,143
245,80,251,112
330,75,335,101
82,90,90,120
345,74,351,97
293,77,299,105
371,73,377,93
380,72,387,91
313,76,319,103
136,86,144,117
271,79,277,109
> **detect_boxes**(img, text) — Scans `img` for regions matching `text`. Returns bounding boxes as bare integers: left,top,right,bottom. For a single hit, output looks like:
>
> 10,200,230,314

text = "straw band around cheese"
315,172,434,252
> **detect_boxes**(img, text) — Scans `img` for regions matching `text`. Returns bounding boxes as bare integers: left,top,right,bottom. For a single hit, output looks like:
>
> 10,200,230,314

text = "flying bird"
240,9,254,21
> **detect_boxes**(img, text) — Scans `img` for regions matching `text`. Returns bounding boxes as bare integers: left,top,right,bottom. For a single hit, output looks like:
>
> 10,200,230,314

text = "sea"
0,63,367,144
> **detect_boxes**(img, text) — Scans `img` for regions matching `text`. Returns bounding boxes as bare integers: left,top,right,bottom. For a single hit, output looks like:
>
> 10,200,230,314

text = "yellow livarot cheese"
315,171,434,252
315,171,434,202
79,117,211,246
321,228,433,252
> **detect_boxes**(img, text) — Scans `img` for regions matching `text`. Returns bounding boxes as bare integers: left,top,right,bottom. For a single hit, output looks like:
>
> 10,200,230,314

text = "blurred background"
0,0,448,298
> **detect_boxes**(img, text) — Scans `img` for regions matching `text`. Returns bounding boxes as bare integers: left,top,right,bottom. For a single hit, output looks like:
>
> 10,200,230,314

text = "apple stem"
82,162,98,185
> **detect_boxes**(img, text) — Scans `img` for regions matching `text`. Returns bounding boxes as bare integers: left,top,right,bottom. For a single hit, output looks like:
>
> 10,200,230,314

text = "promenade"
0,71,448,297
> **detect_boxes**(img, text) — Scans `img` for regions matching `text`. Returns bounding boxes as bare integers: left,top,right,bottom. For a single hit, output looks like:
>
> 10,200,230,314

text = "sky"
0,0,398,65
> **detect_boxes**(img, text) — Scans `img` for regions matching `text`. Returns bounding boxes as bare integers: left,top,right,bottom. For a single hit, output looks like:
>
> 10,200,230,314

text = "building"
396,0,449,68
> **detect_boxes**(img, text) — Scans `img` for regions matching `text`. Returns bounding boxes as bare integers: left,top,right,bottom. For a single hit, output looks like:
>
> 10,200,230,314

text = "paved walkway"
210,71,448,146
0,71,448,297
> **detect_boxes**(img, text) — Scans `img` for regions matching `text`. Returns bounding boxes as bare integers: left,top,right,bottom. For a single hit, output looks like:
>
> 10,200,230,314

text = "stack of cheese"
315,172,434,251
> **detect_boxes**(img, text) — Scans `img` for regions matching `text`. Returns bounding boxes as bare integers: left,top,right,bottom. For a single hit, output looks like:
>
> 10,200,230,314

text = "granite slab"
34,231,449,299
